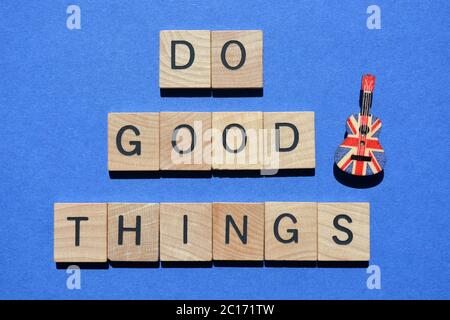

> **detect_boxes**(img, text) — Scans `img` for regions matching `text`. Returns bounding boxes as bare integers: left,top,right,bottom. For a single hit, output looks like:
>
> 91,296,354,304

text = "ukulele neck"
359,74,376,117
360,90,373,117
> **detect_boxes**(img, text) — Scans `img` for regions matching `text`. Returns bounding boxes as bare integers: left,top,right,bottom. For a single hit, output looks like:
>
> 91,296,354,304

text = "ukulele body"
334,113,385,176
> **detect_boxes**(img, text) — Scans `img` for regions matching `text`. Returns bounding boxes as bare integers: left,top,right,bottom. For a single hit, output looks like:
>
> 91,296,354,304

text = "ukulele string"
363,91,372,155
359,91,370,156
358,92,365,154
357,92,364,155
358,91,367,155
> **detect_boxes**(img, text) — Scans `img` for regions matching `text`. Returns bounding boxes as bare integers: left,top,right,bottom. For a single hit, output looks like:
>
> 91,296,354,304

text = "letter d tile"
263,112,315,170
160,30,211,88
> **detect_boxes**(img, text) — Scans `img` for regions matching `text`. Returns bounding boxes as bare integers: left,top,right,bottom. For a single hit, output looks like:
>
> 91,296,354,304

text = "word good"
335,74,385,176
108,112,315,171
160,30,263,89
54,202,370,263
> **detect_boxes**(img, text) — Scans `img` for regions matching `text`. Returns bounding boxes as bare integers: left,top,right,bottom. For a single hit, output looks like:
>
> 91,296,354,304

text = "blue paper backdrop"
0,0,449,299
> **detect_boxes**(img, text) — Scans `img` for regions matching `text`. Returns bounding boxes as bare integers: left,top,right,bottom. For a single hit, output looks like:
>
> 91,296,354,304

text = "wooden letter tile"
263,112,316,170
54,203,107,262
160,30,211,88
213,203,264,261
211,30,263,88
108,203,159,262
160,112,211,170
160,203,212,261
318,203,370,261
212,112,263,170
108,113,159,171
265,202,317,261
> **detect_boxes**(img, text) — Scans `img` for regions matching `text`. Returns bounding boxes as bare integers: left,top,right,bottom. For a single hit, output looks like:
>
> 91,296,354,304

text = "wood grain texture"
160,112,211,170
318,202,370,261
108,203,159,262
160,203,212,261
212,112,263,170
265,202,317,261
263,112,316,169
108,113,159,171
160,30,211,88
54,203,107,262
211,30,263,88
213,203,264,261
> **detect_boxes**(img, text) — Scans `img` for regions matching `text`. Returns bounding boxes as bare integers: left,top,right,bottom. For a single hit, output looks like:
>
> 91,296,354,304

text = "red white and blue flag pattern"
334,113,386,176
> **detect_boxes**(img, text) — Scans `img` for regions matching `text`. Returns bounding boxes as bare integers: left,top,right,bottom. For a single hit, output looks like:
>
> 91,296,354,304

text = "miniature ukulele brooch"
334,74,385,176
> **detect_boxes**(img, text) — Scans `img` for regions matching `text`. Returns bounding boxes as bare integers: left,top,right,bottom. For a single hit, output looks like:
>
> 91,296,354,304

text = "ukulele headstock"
361,74,376,92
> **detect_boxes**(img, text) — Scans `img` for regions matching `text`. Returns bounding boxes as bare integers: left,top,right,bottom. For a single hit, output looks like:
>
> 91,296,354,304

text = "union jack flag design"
334,113,386,176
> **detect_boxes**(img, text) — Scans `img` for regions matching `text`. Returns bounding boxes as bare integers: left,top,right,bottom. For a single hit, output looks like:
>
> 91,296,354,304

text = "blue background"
0,0,449,299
